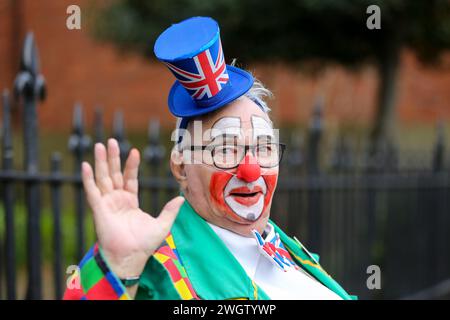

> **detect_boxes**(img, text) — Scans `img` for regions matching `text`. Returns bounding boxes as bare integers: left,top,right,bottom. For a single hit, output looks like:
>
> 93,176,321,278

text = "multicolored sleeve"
63,243,131,300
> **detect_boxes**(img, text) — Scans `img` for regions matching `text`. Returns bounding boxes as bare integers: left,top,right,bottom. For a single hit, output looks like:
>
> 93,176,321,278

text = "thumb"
156,196,185,231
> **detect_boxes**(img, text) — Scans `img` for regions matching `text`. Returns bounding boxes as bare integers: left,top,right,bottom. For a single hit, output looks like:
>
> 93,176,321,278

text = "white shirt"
207,222,342,300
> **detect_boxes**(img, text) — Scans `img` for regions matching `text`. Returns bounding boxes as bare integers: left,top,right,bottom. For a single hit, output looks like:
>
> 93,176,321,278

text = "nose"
236,154,261,183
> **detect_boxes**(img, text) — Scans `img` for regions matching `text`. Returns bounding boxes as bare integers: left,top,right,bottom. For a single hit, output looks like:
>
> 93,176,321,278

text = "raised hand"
81,138,184,280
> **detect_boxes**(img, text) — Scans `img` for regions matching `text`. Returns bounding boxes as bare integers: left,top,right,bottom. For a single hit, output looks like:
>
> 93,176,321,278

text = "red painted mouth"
210,171,279,223
228,186,263,196
227,186,264,207
230,192,262,206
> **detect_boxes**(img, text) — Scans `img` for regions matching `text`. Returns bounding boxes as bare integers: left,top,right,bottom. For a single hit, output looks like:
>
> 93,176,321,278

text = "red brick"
1,0,449,132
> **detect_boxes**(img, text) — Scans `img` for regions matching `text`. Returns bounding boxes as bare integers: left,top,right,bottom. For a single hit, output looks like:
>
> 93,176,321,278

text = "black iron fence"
1,33,450,300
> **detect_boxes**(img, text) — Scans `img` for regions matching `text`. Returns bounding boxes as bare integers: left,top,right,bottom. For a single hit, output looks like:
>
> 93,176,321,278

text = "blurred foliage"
91,0,450,152
0,204,95,268
92,0,450,67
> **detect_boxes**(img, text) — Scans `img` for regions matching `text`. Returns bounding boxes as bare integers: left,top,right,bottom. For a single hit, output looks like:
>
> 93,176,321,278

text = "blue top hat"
154,17,254,127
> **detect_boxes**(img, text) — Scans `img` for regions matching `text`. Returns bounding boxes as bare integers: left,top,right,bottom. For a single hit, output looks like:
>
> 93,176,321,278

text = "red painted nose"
236,155,261,182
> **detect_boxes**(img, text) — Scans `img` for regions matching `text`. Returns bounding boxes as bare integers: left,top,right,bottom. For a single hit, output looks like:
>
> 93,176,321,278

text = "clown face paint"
209,117,241,140
224,175,266,220
208,115,279,222
251,115,275,141
210,171,278,222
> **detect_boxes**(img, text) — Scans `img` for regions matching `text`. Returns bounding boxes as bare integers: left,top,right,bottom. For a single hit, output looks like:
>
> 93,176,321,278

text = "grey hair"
241,77,273,113
231,58,272,113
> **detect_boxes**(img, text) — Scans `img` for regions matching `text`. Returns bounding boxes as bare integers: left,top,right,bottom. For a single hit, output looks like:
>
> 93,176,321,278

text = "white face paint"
251,115,274,142
209,115,273,221
224,176,267,221
209,117,241,140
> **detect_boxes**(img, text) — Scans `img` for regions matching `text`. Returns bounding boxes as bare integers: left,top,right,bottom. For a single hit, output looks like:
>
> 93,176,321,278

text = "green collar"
171,199,270,300
271,223,353,300
171,197,353,300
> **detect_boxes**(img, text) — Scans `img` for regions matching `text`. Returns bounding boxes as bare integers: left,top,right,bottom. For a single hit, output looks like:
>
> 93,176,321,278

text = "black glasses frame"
187,142,286,169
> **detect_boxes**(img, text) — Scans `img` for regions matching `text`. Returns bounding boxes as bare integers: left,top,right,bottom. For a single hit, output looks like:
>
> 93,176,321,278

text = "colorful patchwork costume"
64,17,355,300
63,199,355,300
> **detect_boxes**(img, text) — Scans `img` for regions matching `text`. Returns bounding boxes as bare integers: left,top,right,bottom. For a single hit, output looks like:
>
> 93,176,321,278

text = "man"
64,16,354,300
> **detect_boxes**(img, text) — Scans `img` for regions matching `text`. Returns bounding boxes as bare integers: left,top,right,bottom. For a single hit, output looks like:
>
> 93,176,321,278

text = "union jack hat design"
165,40,229,102
154,16,254,119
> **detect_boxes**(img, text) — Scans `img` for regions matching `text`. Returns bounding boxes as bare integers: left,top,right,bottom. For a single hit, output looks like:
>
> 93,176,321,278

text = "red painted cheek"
209,171,247,222
262,174,278,210
209,172,234,214
209,171,279,223
209,172,231,206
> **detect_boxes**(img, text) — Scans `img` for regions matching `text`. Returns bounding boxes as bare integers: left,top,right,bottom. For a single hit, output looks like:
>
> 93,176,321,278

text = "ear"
170,148,188,190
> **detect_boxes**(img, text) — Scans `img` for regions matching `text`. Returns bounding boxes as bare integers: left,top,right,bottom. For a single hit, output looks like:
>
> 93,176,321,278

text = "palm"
81,139,184,277
94,190,154,256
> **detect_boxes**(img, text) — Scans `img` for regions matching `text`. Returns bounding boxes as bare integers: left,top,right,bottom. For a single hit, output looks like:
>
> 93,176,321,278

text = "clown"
64,17,354,300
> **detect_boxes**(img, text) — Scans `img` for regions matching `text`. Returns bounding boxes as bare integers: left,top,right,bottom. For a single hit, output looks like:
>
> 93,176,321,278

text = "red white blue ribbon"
252,228,299,272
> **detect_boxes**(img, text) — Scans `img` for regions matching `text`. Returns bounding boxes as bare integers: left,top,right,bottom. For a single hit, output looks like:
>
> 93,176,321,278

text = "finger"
123,148,140,195
107,138,124,189
81,161,102,211
156,196,185,232
94,143,114,194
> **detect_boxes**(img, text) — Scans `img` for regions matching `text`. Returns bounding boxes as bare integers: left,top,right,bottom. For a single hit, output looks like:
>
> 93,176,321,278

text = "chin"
222,206,271,234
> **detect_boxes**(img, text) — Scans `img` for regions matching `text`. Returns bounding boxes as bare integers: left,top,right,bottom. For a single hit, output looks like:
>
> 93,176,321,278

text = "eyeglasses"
186,143,286,169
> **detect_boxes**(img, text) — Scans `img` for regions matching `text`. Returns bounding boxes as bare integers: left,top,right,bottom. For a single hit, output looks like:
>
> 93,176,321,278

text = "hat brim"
168,65,254,118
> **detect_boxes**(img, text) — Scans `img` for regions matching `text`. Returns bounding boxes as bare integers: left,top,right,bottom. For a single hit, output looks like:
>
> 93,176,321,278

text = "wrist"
99,248,148,279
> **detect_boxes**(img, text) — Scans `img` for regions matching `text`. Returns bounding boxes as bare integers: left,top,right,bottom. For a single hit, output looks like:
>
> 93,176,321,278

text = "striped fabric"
153,233,199,300
64,234,200,300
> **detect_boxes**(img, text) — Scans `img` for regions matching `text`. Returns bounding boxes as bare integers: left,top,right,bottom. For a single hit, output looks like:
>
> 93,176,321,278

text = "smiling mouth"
228,187,264,206
230,191,260,197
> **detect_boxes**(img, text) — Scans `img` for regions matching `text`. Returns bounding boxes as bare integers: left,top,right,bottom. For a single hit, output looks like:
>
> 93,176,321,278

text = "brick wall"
1,0,449,132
